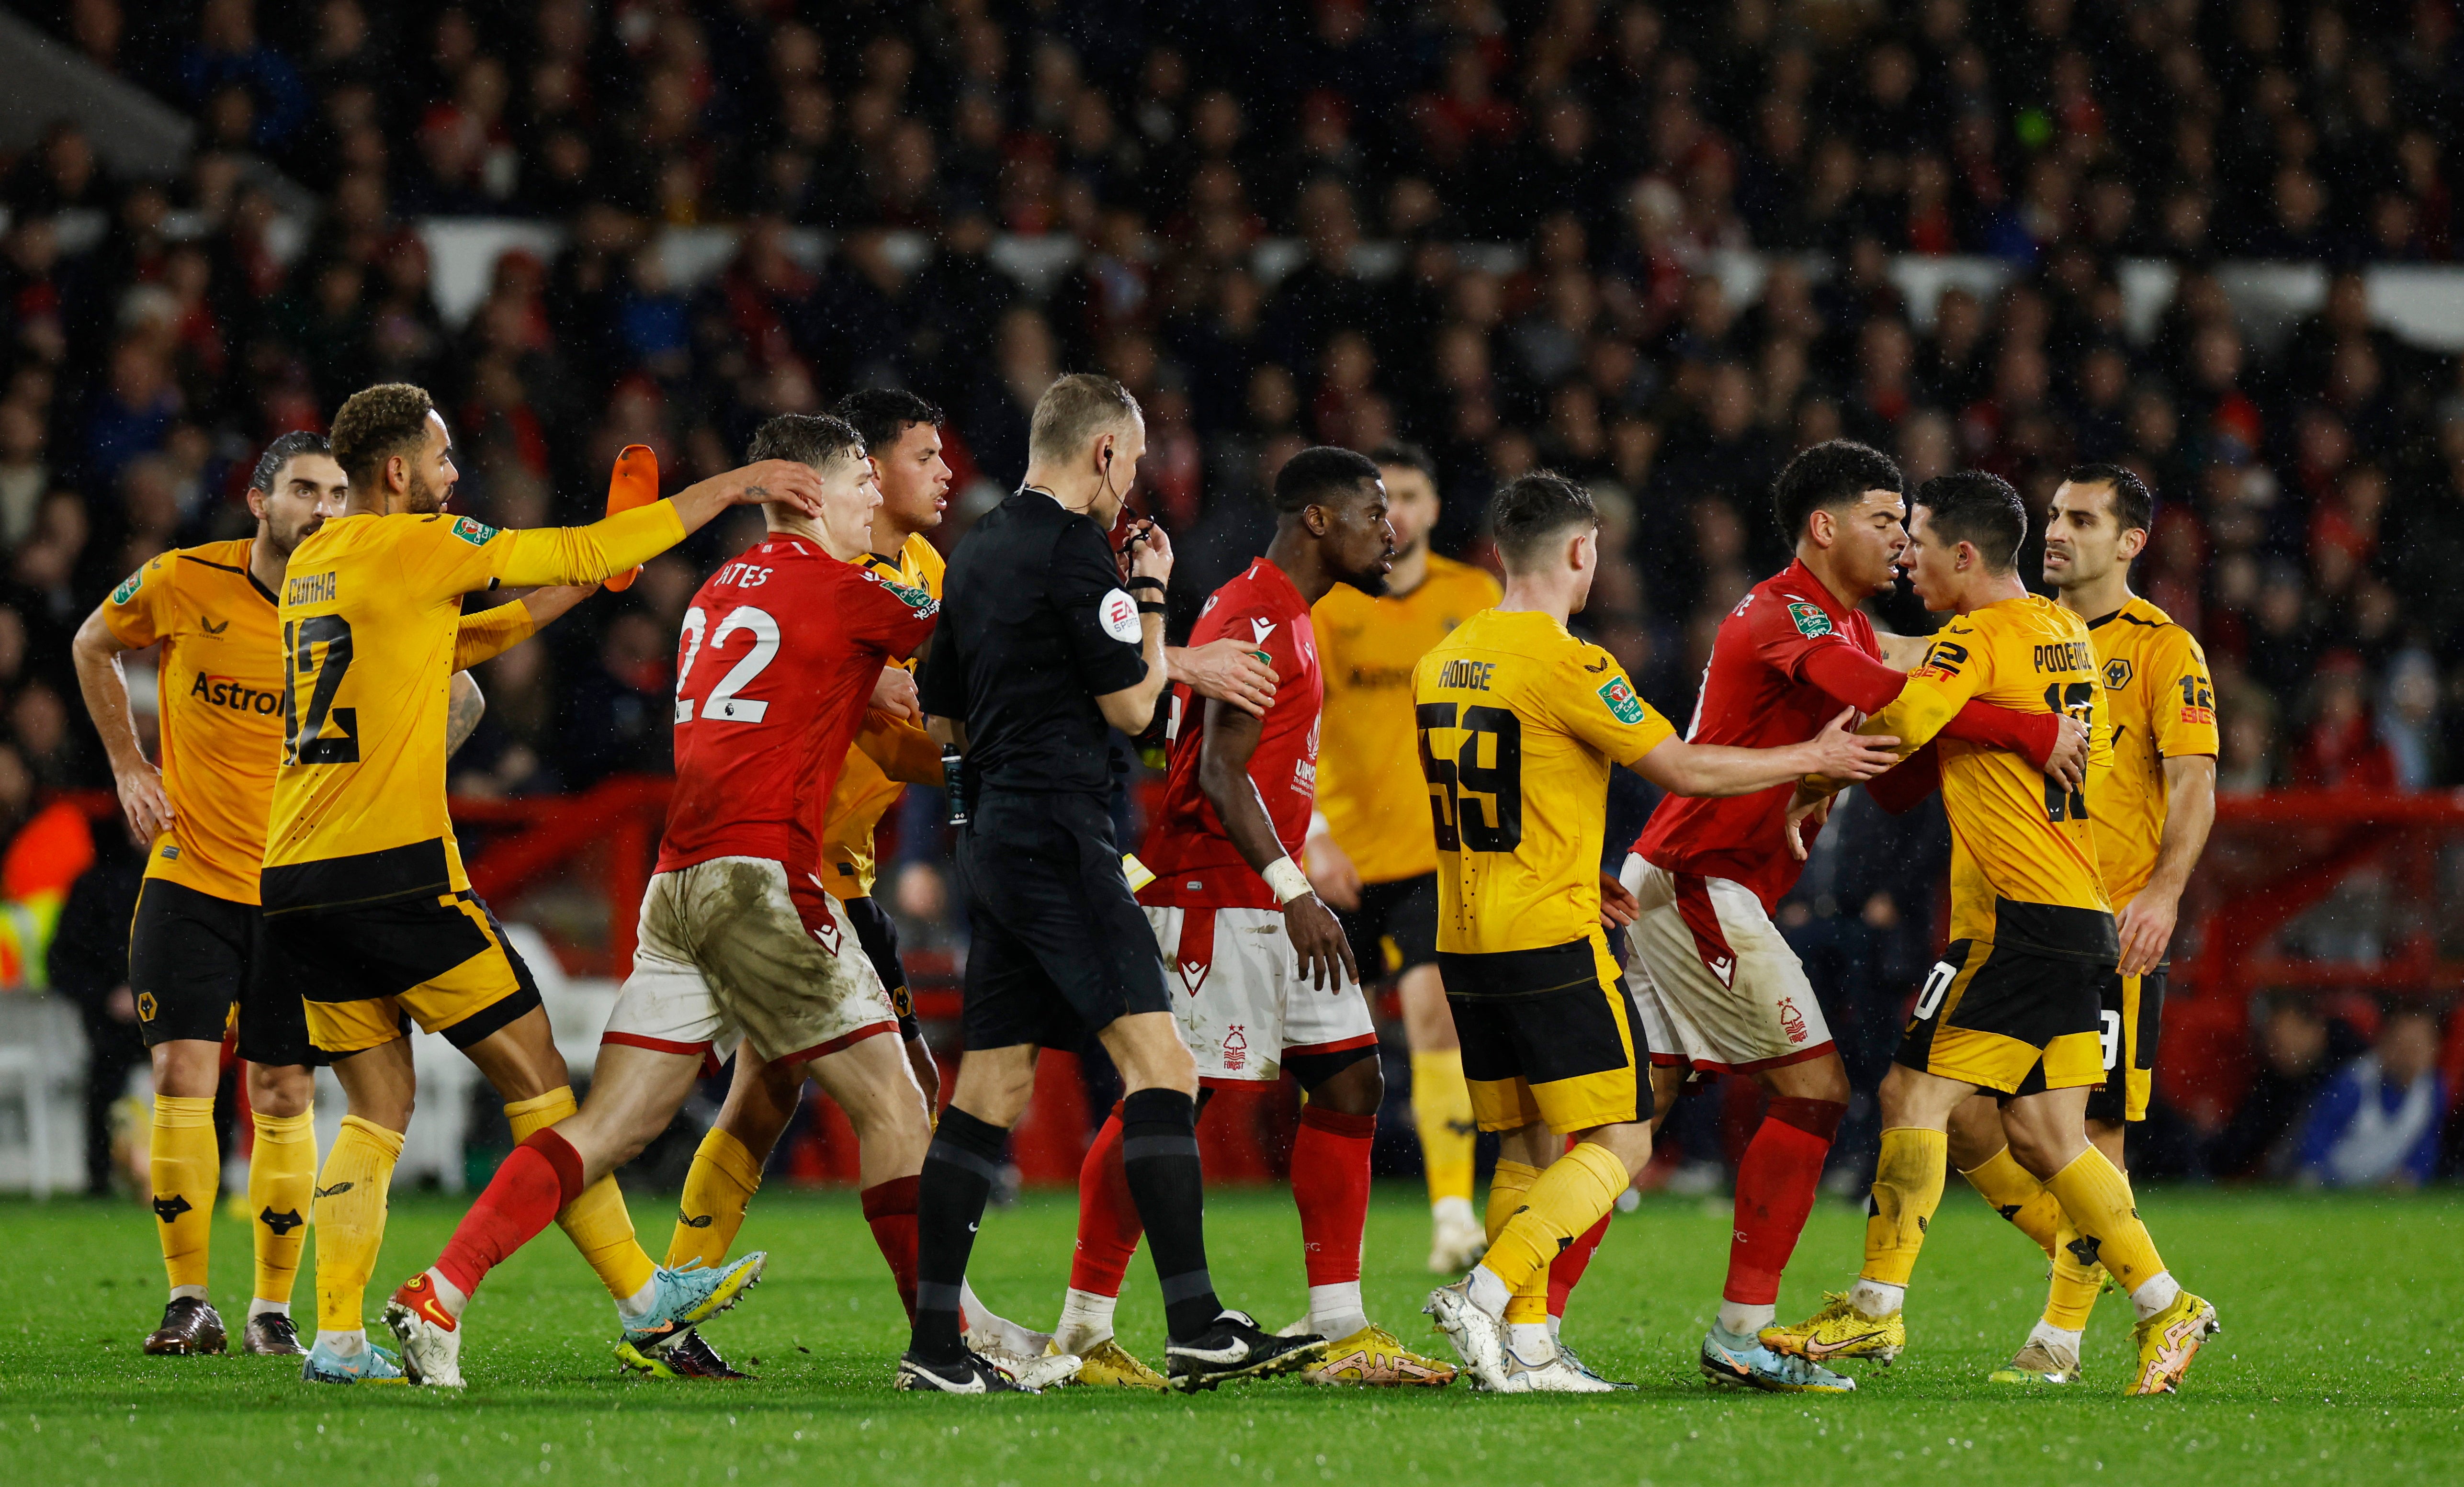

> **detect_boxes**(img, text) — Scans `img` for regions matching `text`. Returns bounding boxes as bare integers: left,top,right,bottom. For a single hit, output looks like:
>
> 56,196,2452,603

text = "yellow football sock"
2044,1216,2105,1330
1860,1127,1947,1289
504,1089,657,1303
1481,1159,1548,1322
150,1095,219,1294
1482,1141,1627,1297
313,1115,402,1334
1413,1050,1477,1212
1959,1146,2060,1260
2041,1146,2167,1295
668,1127,763,1269
248,1106,317,1306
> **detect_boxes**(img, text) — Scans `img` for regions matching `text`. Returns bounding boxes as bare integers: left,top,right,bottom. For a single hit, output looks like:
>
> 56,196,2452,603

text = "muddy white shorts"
605,856,899,1072
1145,904,1379,1085
1617,855,1833,1075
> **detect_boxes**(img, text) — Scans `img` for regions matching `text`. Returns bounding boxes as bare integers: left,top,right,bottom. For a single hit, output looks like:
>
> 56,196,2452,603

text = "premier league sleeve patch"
1787,601,1833,638
1597,674,1646,725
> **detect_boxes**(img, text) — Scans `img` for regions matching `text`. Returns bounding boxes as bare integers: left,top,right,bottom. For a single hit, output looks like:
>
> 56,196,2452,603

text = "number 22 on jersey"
674,604,783,725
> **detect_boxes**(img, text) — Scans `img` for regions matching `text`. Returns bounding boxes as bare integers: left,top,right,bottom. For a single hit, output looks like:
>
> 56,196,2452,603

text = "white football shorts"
605,856,899,1072
1145,904,1379,1084
1618,854,1833,1074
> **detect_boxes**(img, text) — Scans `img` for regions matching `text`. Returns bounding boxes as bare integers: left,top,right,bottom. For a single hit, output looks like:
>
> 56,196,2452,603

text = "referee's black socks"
1120,1087,1221,1342
911,1107,1007,1363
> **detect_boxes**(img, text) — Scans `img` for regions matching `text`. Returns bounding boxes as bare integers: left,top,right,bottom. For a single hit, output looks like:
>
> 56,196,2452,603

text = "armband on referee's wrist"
1136,600,1166,615
1263,856,1313,905
1125,575,1165,594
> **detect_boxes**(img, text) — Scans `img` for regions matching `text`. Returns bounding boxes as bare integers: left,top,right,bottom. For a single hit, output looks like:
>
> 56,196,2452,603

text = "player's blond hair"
1028,373,1141,465
329,383,436,490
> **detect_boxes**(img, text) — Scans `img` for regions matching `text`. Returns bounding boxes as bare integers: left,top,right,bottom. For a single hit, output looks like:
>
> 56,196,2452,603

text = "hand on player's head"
1808,706,1900,780
730,459,828,516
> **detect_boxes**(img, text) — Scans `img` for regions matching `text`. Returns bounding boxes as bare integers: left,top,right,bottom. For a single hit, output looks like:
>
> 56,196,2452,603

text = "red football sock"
1723,1097,1843,1306
436,1130,585,1298
1290,1104,1375,1288
1067,1106,1142,1298
861,1174,921,1322
1547,1211,1612,1318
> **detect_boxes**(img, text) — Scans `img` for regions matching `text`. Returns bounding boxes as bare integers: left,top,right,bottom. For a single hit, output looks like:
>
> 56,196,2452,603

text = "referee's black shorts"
955,789,1171,1052
127,877,321,1067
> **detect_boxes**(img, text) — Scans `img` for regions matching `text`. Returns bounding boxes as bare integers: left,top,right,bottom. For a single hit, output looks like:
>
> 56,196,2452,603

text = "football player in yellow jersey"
268,383,821,1384
1306,442,1502,1272
1762,472,2218,1397
649,389,1059,1383
1416,473,1897,1393
68,433,580,1361
1939,464,2220,1388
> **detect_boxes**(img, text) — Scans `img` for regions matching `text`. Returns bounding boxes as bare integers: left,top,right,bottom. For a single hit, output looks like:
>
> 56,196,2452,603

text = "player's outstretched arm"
1629,707,1899,799
1197,698,1357,991
446,673,486,756
1167,638,1278,719
477,460,828,591
68,606,173,844
2116,754,2217,976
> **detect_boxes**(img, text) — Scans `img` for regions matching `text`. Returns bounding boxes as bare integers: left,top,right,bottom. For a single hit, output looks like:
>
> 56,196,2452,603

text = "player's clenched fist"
1805,707,1900,780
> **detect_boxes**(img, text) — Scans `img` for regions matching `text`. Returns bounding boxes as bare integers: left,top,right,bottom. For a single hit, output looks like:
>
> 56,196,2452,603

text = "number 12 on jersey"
1416,701,1522,851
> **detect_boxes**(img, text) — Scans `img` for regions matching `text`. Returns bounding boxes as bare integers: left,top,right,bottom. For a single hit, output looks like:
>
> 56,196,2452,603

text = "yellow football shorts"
1893,938,2104,1096
261,889,543,1056
1437,933,1651,1136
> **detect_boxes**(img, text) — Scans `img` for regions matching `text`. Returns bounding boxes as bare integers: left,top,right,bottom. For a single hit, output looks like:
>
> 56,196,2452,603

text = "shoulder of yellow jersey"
1424,553,1503,606
898,533,946,594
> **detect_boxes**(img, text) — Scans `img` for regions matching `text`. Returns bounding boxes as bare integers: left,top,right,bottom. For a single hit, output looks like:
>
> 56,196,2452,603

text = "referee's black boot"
895,1347,1034,1394
1165,1309,1329,1392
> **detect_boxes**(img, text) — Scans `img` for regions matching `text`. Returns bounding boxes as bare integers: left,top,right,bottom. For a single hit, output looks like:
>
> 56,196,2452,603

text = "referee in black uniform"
901,373,1327,1394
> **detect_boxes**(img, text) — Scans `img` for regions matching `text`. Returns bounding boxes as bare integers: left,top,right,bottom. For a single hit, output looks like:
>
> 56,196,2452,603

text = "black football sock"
1119,1087,1221,1342
911,1107,1007,1363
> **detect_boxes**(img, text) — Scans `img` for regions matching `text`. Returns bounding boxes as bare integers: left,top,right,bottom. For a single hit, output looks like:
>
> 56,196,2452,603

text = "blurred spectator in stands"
45,813,146,1196
2291,652,2401,790
2296,1006,2451,1189
179,0,309,155
2210,996,2368,1179
0,401,49,550
560,609,673,788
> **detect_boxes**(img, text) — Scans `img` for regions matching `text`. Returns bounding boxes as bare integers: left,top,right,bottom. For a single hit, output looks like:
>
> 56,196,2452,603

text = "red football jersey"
655,535,938,878
1634,559,1878,912
1138,558,1322,910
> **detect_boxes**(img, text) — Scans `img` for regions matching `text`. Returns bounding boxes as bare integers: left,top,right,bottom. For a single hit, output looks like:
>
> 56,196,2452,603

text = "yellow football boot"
1988,1337,2083,1386
1056,1336,1167,1389
1303,1324,1458,1386
1759,1292,1905,1366
2125,1290,2217,1396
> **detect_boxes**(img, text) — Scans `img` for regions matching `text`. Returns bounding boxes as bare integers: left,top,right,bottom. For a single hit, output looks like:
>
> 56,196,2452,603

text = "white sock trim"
1465,1265,1511,1317
2130,1270,2180,1322
1717,1300,1777,1338
614,1273,657,1320
248,1297,291,1319
315,1329,366,1358
2027,1318,2084,1354
426,1267,470,1320
1307,1281,1368,1341
1432,1195,1477,1227
1848,1278,1905,1319
168,1284,207,1303
1054,1286,1120,1353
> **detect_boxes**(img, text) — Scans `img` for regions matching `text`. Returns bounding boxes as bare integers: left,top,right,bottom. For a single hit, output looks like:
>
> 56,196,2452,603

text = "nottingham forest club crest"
1597,675,1646,725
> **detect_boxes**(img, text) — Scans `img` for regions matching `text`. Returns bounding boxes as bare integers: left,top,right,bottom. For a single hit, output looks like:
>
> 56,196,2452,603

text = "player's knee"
1768,1055,1850,1108
150,1040,222,1099
1306,1051,1384,1115
2002,1124,2082,1180
246,1063,315,1119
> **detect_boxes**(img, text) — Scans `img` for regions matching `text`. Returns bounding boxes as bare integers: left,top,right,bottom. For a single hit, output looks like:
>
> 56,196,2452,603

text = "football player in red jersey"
1049,449,1455,1388
379,413,941,1386
1610,441,2089,1392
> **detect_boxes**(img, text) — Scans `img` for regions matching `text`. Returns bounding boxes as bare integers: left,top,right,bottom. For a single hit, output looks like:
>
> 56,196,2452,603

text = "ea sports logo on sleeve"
1099,587,1141,643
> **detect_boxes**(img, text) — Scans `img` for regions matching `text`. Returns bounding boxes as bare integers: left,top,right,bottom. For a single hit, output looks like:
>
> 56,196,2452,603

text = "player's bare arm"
446,673,486,756
68,606,174,844
2116,754,2217,976
1631,706,1899,798
1873,631,1932,671
1093,519,1175,733
1166,638,1278,719
1197,697,1358,991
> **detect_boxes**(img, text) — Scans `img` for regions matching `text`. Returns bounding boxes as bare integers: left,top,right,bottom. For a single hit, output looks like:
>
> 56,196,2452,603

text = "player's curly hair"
248,430,331,496
328,383,436,490
1490,470,1598,573
747,412,866,472
1912,471,2028,574
1272,445,1382,515
1771,439,1903,544
2063,462,2154,534
835,387,944,458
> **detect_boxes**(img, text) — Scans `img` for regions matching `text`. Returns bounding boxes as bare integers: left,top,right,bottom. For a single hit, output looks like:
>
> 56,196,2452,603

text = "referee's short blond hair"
1028,373,1142,464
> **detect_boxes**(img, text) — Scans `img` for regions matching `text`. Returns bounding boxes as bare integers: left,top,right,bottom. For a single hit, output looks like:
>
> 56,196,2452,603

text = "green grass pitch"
5,1183,2460,1485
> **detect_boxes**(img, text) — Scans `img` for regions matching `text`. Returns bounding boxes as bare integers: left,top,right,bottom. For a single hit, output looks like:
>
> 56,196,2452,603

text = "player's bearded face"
401,418,458,515
260,454,349,556
1329,486,1398,596
2041,481,2119,589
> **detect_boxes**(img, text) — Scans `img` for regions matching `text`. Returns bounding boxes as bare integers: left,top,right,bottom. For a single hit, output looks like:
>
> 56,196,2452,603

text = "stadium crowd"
5,0,2462,1187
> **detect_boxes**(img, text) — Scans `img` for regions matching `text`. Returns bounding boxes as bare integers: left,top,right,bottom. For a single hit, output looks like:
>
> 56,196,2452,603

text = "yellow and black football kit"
1415,608,1676,1134
1861,595,2118,1096
102,540,538,1064
819,533,944,1030
261,502,682,1055
1315,554,1500,975
2081,596,2218,1122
